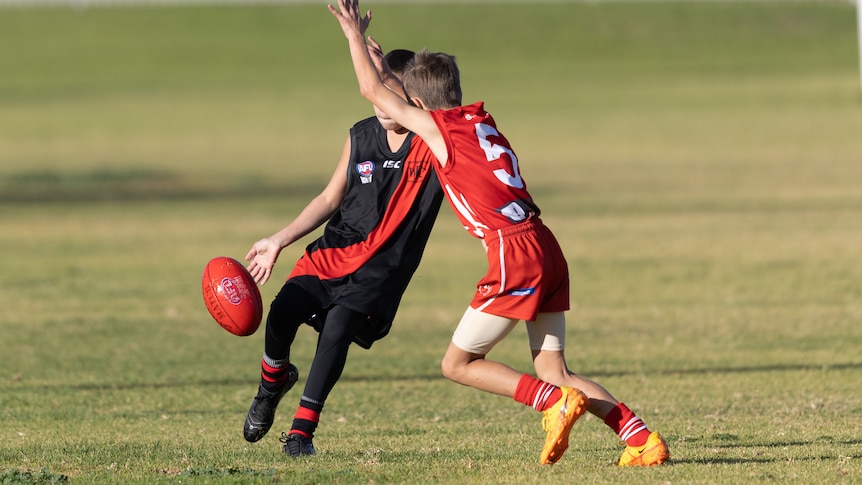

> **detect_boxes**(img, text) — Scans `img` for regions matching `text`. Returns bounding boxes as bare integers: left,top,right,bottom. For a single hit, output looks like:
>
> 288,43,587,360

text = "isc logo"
382,160,402,169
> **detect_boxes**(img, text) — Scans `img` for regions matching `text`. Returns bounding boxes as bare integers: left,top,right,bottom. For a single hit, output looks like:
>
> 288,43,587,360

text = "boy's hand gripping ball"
202,256,263,336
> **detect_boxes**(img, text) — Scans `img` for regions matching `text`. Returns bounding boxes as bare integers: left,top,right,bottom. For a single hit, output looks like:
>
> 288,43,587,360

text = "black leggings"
302,305,365,408
263,282,365,409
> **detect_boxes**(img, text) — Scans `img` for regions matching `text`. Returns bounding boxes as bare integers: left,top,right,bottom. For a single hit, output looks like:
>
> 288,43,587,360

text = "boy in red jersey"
330,0,669,466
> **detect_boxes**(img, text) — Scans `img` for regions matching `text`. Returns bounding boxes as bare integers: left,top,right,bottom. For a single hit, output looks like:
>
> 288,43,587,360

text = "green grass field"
2,1,861,483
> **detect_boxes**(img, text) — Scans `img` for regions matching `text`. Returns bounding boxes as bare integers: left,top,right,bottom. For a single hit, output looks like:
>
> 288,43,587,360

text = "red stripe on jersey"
288,137,436,281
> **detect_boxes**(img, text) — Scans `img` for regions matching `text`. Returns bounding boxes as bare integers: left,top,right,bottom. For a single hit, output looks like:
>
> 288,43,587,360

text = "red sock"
604,402,651,447
289,406,321,438
260,357,291,389
513,374,562,412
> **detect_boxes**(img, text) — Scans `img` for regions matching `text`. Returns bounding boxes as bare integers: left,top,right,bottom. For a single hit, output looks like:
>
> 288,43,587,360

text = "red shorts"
470,218,570,321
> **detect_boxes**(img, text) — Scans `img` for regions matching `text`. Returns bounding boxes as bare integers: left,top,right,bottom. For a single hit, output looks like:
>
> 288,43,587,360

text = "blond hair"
401,49,462,110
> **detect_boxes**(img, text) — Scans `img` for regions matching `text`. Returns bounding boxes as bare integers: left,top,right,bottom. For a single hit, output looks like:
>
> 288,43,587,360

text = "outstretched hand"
245,238,282,286
366,36,386,75
328,0,372,39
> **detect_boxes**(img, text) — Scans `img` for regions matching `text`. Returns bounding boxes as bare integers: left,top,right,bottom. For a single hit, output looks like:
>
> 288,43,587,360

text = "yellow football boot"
618,431,670,466
539,387,589,465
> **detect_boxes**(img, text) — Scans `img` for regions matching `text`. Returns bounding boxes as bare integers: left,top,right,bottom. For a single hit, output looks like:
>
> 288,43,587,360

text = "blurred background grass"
3,2,859,201
1,1,861,483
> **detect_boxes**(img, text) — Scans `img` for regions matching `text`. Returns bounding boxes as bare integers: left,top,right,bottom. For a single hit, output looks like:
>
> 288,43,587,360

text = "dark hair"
401,49,462,110
384,49,415,76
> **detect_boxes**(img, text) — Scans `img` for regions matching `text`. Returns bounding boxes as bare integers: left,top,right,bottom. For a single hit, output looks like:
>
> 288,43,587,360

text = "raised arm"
366,36,403,99
328,0,447,164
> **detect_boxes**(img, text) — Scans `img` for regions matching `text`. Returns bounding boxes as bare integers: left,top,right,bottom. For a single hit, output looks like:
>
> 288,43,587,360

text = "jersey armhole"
430,111,456,174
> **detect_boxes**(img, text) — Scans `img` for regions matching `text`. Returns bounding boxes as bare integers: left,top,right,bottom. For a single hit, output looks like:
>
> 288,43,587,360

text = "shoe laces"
281,431,315,456
279,431,311,446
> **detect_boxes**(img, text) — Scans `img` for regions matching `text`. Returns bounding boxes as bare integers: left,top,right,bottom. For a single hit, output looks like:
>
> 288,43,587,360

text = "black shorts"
287,277,393,350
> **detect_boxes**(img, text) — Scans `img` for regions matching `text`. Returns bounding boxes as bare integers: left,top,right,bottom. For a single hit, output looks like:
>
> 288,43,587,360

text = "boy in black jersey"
241,49,443,457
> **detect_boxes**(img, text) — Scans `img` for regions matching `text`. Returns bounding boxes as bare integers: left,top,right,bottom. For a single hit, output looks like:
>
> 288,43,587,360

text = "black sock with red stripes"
260,354,291,394
289,397,323,438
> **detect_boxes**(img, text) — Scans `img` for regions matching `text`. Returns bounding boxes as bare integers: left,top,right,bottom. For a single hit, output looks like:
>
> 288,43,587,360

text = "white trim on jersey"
445,183,489,238
475,228,506,313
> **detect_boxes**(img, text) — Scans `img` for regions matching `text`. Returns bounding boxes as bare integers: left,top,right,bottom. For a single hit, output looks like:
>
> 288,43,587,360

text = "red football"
202,256,263,336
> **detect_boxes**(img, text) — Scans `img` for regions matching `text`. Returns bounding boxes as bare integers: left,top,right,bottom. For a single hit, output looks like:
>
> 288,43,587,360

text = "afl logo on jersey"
356,161,375,184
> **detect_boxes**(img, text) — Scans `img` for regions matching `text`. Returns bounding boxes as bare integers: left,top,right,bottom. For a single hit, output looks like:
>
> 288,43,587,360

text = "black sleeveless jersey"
287,117,443,347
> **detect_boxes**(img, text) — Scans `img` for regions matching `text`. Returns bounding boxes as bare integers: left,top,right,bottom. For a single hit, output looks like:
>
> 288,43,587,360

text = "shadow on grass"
0,169,319,204
674,454,862,465
586,361,862,379
8,170,858,214
705,438,862,448
335,360,862,385
686,433,862,447
8,360,859,393
668,434,862,465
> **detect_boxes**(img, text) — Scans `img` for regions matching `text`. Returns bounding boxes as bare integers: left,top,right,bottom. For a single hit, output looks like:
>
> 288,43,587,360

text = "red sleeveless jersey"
430,102,540,239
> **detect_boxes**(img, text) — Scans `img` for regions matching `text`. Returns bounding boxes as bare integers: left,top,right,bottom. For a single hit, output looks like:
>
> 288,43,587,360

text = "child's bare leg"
527,312,618,419
527,312,667,465
440,342,521,397
441,307,526,397
532,348,617,419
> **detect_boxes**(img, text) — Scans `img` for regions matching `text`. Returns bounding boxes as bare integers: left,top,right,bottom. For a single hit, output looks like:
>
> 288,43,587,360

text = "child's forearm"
331,1,388,105
379,71,404,99
345,32,385,105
